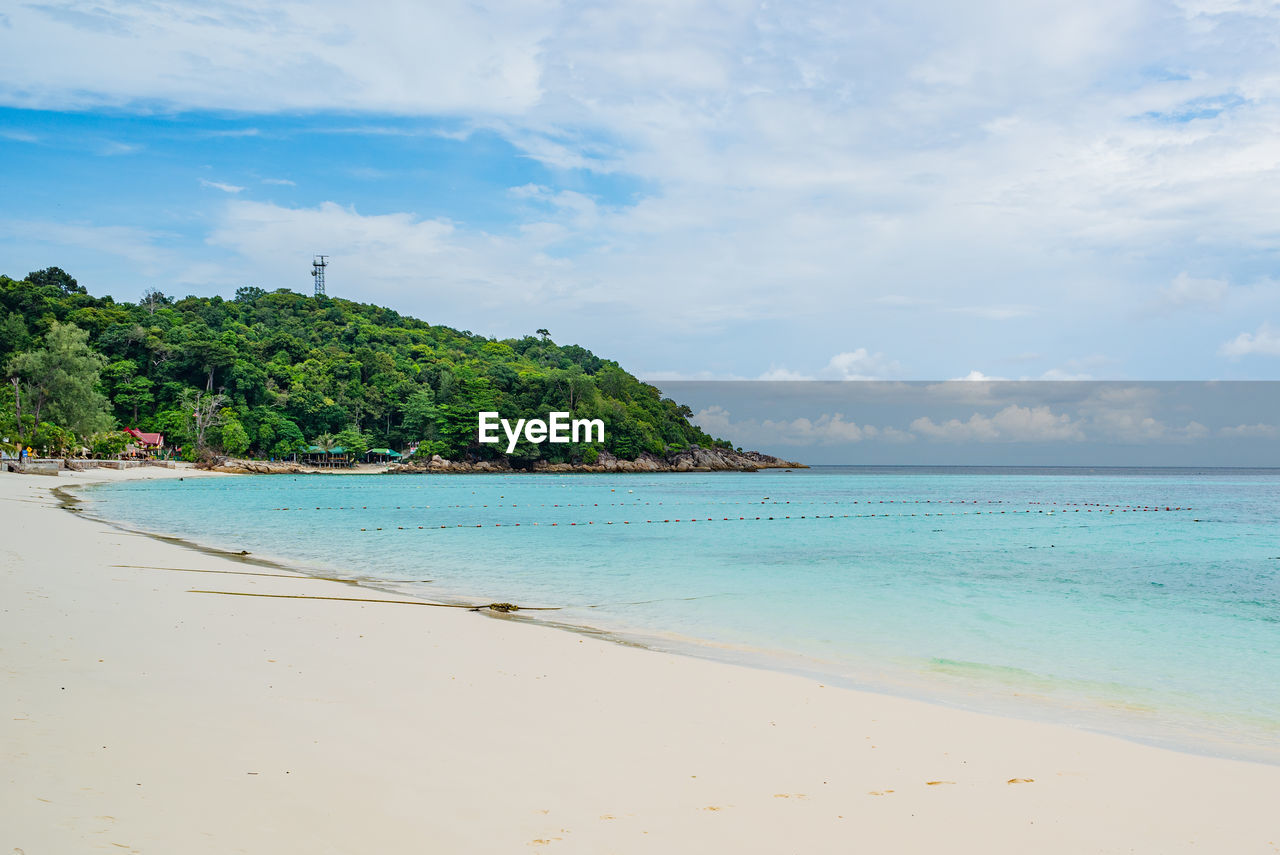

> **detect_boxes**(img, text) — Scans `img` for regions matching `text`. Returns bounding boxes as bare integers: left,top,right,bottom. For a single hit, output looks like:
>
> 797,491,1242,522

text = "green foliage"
333,427,372,461
5,320,113,444
220,414,251,456
90,430,132,458
0,271,732,461
27,267,85,296
33,422,76,456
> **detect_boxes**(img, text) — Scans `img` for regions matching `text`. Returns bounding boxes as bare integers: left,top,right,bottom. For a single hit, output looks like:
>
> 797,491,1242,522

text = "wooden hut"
300,445,350,468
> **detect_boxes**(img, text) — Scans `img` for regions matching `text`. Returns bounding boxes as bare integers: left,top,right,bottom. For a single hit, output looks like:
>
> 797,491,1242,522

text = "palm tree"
314,432,337,468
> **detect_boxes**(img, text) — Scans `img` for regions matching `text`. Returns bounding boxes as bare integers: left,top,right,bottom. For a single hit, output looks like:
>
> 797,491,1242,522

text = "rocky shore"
201,459,311,475
387,445,806,474
198,445,804,475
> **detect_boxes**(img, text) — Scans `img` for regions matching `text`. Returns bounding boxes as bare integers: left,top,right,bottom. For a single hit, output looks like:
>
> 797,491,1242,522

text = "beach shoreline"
48,473,1278,769
4,466,1279,853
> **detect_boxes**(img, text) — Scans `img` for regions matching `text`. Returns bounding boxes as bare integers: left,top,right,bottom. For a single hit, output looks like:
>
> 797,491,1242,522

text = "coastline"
204,444,807,475
4,467,1280,853
51,474,1278,767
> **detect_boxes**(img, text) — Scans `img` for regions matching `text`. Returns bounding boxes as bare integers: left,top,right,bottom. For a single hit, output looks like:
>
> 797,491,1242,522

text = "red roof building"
124,428,164,448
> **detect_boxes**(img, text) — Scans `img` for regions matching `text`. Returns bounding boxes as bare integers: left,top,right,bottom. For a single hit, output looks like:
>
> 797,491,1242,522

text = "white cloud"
950,370,1007,382
757,367,814,381
0,219,170,271
1074,386,1214,442
200,179,245,194
1221,323,1280,356
7,1,1280,376
204,200,595,329
910,404,1085,442
1151,272,1229,314
0,1,550,114
262,177,296,186
692,406,911,447
1218,422,1280,437
1039,368,1095,380
823,349,903,380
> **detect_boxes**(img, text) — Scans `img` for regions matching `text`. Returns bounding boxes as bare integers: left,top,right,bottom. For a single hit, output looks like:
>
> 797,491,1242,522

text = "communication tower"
311,255,328,296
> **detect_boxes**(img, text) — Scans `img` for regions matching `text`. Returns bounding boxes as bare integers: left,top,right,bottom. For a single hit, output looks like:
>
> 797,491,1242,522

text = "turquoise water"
82,467,1280,762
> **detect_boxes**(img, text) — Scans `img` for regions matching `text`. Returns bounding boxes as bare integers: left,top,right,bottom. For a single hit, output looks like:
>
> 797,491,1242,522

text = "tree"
334,427,371,462
220,416,251,456
103,360,154,423
90,430,131,458
267,419,306,458
27,267,85,295
5,321,112,444
400,388,439,440
139,288,172,315
0,311,30,363
0,270,736,462
180,388,228,453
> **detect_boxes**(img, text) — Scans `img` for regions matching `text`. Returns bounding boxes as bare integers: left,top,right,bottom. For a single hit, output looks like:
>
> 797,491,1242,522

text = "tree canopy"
0,270,728,463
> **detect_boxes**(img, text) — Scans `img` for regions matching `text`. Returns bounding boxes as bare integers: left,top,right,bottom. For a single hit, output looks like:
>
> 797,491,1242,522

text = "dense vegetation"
1,267,728,463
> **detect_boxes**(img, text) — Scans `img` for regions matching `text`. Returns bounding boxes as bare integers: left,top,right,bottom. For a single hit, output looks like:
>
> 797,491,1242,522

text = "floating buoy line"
350,504,1195,532
272,498,1189,513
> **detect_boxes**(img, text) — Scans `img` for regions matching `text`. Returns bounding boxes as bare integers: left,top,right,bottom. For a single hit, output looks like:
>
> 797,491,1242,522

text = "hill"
1,267,748,468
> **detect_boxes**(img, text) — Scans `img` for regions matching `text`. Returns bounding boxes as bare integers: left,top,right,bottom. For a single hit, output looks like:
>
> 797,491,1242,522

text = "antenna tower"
311,255,328,297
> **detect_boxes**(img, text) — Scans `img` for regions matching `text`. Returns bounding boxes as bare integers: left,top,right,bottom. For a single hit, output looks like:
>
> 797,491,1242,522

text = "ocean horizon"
79,465,1280,765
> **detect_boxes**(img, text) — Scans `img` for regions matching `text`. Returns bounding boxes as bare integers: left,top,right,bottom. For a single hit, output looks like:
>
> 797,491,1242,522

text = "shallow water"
82,466,1280,763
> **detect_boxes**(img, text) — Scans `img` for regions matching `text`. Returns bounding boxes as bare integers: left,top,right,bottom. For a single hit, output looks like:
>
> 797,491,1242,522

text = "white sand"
3,466,1278,854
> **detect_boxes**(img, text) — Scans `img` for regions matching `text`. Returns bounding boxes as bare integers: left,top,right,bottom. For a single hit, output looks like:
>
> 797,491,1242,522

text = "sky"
3,0,1280,382
671,381,1280,465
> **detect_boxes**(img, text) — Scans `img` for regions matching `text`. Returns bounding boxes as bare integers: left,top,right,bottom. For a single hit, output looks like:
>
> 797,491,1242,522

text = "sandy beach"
3,466,1278,854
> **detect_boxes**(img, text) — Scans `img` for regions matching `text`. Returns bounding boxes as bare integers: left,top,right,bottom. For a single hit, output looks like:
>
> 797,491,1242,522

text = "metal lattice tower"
311,255,328,296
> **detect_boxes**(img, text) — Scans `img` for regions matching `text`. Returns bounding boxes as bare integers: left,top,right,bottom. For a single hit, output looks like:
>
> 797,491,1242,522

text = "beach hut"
365,448,403,464
300,445,350,468
122,428,165,459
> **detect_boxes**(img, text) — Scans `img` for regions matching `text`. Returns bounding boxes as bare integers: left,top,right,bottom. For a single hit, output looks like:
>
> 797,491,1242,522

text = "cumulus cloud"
0,218,171,271
1152,272,1229,314
823,349,903,380
757,367,814,381
1218,422,1279,437
1221,323,1280,357
0,1,550,114
909,404,1085,442
950,370,1007,382
7,1,1280,376
1075,385,1214,442
691,406,911,447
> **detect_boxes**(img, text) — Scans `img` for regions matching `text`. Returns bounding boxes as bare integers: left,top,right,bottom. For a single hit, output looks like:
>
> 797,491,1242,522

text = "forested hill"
0,267,729,463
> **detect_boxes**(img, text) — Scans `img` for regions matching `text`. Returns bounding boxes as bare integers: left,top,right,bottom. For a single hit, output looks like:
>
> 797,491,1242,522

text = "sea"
80,466,1280,764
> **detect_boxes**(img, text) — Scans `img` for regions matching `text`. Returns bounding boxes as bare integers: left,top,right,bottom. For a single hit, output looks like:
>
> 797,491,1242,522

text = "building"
122,428,165,458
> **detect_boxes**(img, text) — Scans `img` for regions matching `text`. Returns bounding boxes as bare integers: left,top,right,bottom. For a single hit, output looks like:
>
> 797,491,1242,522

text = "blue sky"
3,0,1280,380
